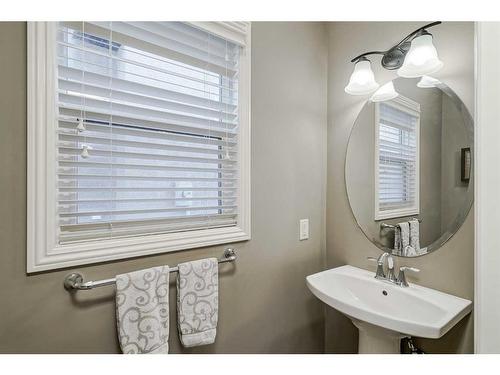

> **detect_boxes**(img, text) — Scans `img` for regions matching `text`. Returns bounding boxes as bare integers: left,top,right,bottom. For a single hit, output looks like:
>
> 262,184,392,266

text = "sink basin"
306,265,472,353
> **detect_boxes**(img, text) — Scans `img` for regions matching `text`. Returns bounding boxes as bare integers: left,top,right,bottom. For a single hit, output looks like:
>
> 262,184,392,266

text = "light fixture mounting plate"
381,41,411,70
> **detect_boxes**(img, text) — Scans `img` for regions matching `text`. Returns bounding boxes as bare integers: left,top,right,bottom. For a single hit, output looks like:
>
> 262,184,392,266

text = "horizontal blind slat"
58,185,236,190
58,160,236,173
58,146,236,164
59,197,236,204
59,205,237,217
58,133,236,156
58,173,237,182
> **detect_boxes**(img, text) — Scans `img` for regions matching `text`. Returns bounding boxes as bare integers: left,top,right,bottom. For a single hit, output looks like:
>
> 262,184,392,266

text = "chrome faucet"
367,253,419,287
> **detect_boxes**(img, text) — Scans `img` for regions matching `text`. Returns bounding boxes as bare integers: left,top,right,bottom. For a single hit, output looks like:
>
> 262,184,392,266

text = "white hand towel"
177,258,218,347
116,266,170,354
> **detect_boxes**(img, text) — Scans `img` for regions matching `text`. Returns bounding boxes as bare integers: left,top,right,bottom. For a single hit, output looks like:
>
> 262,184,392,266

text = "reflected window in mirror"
375,96,420,220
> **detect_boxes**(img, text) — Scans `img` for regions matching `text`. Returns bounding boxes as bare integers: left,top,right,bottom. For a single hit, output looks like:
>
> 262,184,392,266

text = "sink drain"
382,290,388,296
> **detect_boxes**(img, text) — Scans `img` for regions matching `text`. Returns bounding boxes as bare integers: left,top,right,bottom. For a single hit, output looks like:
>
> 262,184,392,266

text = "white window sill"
29,226,250,272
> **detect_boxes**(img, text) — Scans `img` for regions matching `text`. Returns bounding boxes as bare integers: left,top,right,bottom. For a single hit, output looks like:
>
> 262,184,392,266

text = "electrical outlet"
299,219,309,241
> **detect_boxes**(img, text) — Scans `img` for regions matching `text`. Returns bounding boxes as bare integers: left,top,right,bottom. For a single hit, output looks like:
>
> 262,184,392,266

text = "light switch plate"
299,219,309,241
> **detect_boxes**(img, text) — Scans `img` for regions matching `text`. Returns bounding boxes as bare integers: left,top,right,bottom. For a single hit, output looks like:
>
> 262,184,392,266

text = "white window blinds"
376,98,420,219
56,22,242,243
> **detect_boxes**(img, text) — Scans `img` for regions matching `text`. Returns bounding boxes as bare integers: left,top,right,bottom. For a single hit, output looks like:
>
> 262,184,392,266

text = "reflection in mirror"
345,78,473,257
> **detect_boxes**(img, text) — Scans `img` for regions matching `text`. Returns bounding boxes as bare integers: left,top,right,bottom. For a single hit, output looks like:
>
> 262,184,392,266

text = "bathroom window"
27,22,251,271
374,96,420,220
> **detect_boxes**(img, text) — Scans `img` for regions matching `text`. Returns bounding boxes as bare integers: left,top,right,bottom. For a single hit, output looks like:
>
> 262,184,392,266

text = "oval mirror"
345,77,473,257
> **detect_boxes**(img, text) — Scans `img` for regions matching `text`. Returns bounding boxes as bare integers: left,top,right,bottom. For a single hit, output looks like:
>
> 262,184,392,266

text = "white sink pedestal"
351,319,406,354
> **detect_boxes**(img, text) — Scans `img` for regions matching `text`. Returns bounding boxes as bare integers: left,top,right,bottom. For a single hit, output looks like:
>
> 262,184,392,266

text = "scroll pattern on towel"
116,266,169,354
177,258,218,337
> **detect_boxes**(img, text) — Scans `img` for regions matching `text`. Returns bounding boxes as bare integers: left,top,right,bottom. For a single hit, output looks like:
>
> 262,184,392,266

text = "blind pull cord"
81,145,92,159
76,117,85,132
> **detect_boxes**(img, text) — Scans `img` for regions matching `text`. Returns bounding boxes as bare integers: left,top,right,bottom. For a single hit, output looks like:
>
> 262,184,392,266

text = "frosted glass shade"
417,75,441,88
398,34,443,78
345,59,379,95
370,81,399,102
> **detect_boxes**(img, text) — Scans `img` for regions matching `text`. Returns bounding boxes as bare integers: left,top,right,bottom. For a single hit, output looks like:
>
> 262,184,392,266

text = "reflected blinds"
56,22,242,243
377,99,420,215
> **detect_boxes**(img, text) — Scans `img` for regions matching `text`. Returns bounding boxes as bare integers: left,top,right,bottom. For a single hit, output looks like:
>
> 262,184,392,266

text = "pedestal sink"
306,265,472,353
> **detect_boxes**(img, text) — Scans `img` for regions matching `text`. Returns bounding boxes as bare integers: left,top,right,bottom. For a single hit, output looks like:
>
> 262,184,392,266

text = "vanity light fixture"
370,81,399,102
346,22,443,96
417,75,442,88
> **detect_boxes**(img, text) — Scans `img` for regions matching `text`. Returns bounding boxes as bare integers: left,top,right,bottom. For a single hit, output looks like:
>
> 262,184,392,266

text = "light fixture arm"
350,51,386,63
350,21,442,69
396,21,442,46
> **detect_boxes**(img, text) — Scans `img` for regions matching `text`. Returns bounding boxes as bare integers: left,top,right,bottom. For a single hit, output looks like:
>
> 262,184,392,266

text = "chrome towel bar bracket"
380,218,422,230
63,248,237,291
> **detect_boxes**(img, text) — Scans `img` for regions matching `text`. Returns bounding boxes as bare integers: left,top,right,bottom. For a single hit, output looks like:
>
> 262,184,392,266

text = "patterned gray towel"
398,221,411,256
394,225,401,254
407,219,420,256
177,258,218,347
116,266,170,354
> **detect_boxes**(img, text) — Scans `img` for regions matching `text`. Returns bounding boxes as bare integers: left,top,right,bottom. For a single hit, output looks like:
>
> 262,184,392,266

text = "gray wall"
441,94,470,230
326,22,474,354
397,79,443,246
0,22,328,353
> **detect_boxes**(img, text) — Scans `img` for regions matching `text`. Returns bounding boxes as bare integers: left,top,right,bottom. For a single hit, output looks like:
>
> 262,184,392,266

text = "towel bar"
380,218,422,230
63,248,237,291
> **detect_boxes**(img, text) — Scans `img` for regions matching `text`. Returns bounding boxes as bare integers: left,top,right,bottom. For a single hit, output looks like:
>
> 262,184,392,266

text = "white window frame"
374,95,420,220
27,22,251,272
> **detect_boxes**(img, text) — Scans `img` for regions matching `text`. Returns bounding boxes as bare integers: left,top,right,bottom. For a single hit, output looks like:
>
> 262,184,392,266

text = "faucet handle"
367,256,385,279
397,266,420,287
400,266,420,273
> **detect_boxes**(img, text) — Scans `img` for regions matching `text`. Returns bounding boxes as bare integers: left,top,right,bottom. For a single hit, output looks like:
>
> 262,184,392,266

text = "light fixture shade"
345,59,379,95
397,34,443,78
417,75,441,88
370,81,399,102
